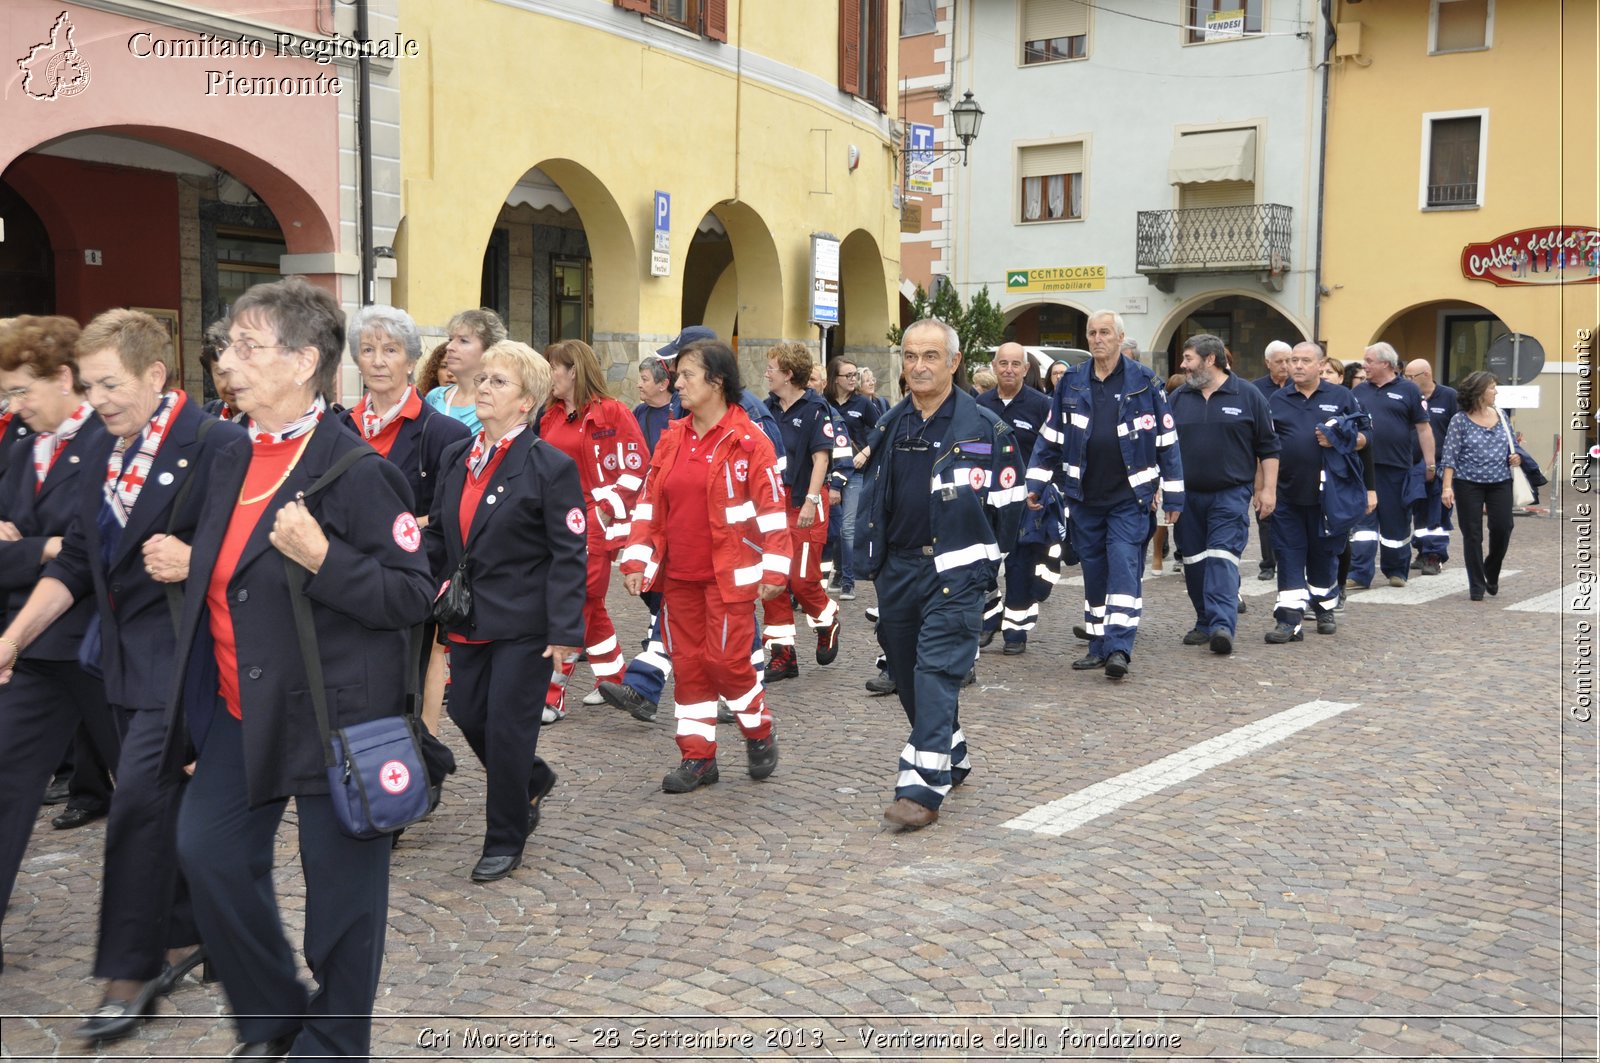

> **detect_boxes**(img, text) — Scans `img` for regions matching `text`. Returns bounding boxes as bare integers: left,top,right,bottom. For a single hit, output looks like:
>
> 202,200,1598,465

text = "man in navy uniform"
1249,339,1292,581
1168,334,1279,655
1349,342,1434,589
1028,311,1183,680
976,342,1054,654
1404,358,1457,575
856,319,1023,831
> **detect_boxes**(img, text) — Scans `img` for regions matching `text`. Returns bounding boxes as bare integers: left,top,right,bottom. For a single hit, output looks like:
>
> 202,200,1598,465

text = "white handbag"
1499,411,1535,508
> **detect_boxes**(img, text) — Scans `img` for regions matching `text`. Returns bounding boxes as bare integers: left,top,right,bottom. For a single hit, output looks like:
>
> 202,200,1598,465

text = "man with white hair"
855,319,1024,831
1403,358,1458,574
1249,340,1293,581
1349,342,1434,589
1028,310,1183,680
1119,337,1141,364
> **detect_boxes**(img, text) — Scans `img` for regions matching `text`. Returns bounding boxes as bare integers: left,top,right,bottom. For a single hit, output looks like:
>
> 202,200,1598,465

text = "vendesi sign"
1461,226,1600,287
1005,266,1106,294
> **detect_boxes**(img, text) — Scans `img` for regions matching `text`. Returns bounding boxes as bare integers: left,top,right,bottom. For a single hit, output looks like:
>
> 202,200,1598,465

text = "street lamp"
949,90,984,164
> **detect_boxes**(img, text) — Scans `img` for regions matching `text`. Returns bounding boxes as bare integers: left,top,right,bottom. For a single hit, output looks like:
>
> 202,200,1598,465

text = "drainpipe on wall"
356,0,375,306
1311,0,1335,342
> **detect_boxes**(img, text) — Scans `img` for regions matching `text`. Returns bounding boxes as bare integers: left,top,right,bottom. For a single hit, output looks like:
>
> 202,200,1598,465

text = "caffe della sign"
1461,226,1599,287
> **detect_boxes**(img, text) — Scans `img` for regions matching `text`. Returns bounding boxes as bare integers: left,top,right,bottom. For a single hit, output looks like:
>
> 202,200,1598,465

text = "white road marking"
1002,700,1361,837
1347,568,1519,606
1505,582,1594,614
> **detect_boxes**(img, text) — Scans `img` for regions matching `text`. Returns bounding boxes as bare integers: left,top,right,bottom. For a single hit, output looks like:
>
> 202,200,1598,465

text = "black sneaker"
978,629,996,648
1104,651,1130,679
662,758,720,793
746,736,778,780
767,645,799,681
1209,628,1234,656
1316,614,1337,635
865,670,897,695
1257,567,1276,581
815,618,840,666
1182,626,1210,646
1002,640,1026,656
598,682,658,723
1264,622,1304,644
1420,555,1441,576
1071,653,1106,671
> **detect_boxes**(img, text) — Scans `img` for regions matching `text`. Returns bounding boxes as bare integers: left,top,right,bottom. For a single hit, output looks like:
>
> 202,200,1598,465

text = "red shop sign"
1461,226,1600,287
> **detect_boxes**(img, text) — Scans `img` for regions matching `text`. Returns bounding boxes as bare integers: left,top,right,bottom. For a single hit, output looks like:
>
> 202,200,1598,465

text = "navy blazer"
337,399,471,517
0,414,32,492
0,414,105,662
423,431,587,647
45,398,247,709
160,419,433,806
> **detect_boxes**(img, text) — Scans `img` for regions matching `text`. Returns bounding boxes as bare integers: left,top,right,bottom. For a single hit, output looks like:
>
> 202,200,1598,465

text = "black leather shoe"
42,774,70,805
1485,579,1499,597
717,698,734,723
52,806,105,830
74,979,163,1042
227,1032,297,1058
1420,555,1441,576
1002,640,1026,656
1181,626,1210,646
978,629,995,648
1316,614,1337,635
527,770,557,836
1104,651,1130,679
1209,629,1233,655
470,853,522,883
1071,653,1106,671
1256,567,1276,581
865,670,897,695
1071,624,1091,641
1264,622,1304,644
746,736,778,780
151,945,208,996
598,682,657,723
662,757,719,793
1238,597,1248,614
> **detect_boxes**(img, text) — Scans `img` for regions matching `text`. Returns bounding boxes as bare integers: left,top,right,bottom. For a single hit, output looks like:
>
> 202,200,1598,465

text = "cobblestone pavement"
1,510,1594,1060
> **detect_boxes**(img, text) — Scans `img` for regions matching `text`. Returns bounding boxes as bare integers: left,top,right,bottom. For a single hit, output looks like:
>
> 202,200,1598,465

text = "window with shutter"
1018,142,1085,223
1425,115,1483,207
839,0,888,110
839,0,862,96
614,0,652,14
1021,0,1088,64
1430,0,1491,53
1184,0,1264,44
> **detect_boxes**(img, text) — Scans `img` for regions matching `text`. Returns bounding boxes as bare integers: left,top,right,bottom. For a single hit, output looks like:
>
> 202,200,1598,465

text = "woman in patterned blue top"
1440,370,1521,601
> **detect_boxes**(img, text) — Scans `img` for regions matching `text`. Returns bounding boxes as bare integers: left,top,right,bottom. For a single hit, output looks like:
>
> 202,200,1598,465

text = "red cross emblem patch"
379,760,410,794
566,507,587,535
733,459,749,482
999,466,1016,489
968,467,986,491
392,513,421,553
625,451,643,470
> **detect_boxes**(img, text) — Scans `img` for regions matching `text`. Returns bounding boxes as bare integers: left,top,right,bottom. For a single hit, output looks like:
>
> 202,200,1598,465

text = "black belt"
889,545,935,557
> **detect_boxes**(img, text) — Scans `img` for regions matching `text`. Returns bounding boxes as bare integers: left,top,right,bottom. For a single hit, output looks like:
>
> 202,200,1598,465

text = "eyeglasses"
221,338,292,360
840,371,859,379
472,372,518,391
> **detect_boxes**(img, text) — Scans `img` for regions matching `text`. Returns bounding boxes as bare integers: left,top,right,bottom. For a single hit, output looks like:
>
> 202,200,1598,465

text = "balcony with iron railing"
1135,203,1293,291
1426,183,1478,208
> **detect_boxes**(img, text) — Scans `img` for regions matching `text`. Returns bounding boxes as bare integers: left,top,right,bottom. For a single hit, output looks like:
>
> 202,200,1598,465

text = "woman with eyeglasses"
823,357,875,600
536,340,648,722
424,342,586,882
155,278,433,1059
424,308,507,435
0,309,249,1041
0,315,122,981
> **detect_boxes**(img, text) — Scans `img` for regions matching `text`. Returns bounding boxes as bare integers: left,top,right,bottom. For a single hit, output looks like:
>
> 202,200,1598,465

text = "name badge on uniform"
158,471,175,485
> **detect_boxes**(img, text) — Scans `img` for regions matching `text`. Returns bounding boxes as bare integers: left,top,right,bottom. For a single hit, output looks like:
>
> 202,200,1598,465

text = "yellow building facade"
1320,0,1598,460
394,0,902,390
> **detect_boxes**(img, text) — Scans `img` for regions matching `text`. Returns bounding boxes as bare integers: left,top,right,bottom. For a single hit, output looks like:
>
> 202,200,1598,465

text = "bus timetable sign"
1461,226,1600,287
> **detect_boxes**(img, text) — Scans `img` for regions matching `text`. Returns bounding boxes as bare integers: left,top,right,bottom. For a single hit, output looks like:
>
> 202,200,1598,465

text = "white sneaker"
582,687,606,706
542,703,566,724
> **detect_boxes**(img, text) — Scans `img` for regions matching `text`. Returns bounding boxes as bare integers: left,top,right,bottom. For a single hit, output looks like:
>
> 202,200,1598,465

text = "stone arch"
1001,297,1094,350
1368,298,1510,386
1151,289,1310,379
706,199,784,346
838,228,891,357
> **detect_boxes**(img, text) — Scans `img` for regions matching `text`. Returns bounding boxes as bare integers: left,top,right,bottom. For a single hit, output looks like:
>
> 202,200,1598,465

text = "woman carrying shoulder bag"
1439,370,1520,602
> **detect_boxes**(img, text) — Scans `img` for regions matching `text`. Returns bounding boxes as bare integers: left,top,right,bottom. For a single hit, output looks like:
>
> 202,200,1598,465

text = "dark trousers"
1256,514,1277,571
875,551,978,812
1073,499,1149,658
1349,464,1414,584
1173,484,1253,636
982,540,1050,644
447,638,554,858
1412,473,1454,561
98,705,196,981
0,660,117,943
65,721,115,813
1271,502,1344,629
177,708,390,1060
1455,478,1513,595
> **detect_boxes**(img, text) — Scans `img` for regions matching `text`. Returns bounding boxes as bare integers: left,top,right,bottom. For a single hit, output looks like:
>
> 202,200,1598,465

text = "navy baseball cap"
656,325,717,360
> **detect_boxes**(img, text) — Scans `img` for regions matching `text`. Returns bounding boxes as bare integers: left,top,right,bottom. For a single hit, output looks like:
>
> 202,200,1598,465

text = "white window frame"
1428,0,1494,55
1181,0,1268,46
1013,135,1090,226
1418,108,1489,212
1017,0,1092,67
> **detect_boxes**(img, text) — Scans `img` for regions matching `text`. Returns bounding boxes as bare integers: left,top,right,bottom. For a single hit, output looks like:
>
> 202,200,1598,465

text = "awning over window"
1168,128,1257,185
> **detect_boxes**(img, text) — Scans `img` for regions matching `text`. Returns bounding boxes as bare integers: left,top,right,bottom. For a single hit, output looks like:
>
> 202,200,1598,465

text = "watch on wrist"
806,493,823,505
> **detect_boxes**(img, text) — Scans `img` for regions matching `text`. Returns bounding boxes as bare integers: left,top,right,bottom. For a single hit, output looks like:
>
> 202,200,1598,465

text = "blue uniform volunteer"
857,386,1023,819
1350,372,1430,586
976,383,1055,649
1268,379,1366,636
1029,355,1184,673
1413,382,1458,567
1168,368,1279,647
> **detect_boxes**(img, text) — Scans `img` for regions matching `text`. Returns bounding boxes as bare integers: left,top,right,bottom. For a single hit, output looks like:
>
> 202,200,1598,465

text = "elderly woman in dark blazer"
0,316,122,976
153,277,433,1060
424,341,586,884
0,309,245,1040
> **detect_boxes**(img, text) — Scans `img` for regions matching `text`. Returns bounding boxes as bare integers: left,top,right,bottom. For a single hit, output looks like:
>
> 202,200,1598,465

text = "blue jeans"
827,472,862,585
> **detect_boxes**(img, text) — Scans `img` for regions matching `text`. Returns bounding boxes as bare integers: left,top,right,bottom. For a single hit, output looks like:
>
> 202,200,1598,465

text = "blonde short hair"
481,340,550,422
